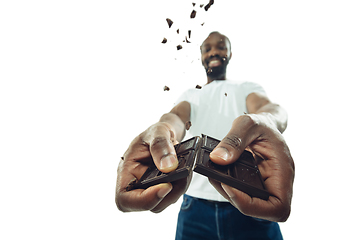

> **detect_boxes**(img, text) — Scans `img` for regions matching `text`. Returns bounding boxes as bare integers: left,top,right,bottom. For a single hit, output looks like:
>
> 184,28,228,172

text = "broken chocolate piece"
125,178,137,191
201,22,205,26
185,36,191,43
163,86,170,91
166,18,173,28
161,38,167,44
200,4,204,8
127,135,269,200
195,85,202,89
185,121,192,130
225,93,227,97
177,45,183,50
190,10,197,18
204,0,214,11
188,30,191,38
177,29,179,34
126,137,201,190
192,2,196,7
194,135,270,200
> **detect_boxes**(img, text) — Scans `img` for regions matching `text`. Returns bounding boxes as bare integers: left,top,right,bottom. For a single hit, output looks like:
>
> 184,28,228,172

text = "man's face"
200,33,232,80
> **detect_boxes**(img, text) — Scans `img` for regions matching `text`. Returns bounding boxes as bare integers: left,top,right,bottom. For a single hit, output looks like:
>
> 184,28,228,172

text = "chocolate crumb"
126,178,138,191
188,30,191,38
200,4,204,8
185,36,191,43
204,0,214,11
177,45,183,50
201,22,205,26
161,38,167,43
195,85,202,89
185,121,192,130
190,10,197,18
164,86,170,91
166,18,173,28
177,29,179,34
225,93,227,96
121,156,124,160
192,2,196,7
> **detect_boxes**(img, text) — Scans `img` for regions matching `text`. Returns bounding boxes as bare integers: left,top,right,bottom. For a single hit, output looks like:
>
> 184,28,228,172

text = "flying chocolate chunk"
190,10,197,18
188,30,191,38
163,86,170,91
204,0,214,11
166,18,173,28
185,36,191,43
192,2,196,7
161,38,167,43
195,85,202,89
177,45,183,50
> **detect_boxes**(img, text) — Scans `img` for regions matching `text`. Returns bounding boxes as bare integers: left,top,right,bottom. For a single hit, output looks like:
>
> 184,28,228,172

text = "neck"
207,75,226,84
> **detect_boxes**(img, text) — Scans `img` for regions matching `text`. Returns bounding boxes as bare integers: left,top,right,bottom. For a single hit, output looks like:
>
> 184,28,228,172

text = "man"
116,32,295,239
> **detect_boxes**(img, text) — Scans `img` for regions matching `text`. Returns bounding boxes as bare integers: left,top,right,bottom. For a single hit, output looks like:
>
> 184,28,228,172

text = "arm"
159,101,190,142
115,101,191,213
246,92,288,133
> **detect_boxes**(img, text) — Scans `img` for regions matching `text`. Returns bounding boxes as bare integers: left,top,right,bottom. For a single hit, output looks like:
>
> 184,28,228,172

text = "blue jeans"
175,195,283,240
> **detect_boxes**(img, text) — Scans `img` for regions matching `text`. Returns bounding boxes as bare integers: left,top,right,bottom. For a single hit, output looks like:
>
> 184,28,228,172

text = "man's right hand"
115,122,191,213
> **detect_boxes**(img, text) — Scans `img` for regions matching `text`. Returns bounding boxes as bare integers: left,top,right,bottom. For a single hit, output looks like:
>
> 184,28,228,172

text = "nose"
208,48,220,58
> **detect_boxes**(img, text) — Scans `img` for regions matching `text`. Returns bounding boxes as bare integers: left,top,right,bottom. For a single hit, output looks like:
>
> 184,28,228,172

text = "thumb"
209,115,260,165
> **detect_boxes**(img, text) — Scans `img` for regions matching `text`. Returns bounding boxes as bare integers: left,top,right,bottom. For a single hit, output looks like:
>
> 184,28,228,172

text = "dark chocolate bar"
127,135,269,200
194,135,269,200
127,137,200,190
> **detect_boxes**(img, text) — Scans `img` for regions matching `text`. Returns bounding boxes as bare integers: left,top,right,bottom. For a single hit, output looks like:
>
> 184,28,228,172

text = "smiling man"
116,31,294,240
201,31,232,82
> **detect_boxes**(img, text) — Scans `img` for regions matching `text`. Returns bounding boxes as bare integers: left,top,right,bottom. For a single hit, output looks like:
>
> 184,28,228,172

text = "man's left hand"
209,114,295,222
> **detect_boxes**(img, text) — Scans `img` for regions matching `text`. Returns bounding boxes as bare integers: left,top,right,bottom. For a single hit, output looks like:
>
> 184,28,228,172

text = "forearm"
254,103,288,133
159,113,186,142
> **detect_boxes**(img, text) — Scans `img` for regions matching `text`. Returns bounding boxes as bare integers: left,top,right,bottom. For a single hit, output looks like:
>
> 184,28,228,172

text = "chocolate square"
193,135,269,200
127,137,200,190
127,135,269,200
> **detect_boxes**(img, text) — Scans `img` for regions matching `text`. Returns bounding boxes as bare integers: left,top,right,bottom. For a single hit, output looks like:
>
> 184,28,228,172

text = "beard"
204,56,229,80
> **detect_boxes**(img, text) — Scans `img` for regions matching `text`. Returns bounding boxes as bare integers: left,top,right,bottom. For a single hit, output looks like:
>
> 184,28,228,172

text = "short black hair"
201,31,232,52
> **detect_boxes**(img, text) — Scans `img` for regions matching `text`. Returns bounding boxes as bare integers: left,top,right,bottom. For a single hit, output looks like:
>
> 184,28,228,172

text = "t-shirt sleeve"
174,90,190,105
242,81,267,98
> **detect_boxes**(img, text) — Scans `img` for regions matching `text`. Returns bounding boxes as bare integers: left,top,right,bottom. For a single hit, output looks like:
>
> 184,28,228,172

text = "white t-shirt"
175,80,266,202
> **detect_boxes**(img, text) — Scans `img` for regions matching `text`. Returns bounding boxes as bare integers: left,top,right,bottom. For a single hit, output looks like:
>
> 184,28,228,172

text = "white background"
1,0,360,239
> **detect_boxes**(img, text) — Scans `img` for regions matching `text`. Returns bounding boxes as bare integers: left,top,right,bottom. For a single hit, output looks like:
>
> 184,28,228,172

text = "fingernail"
210,147,229,161
157,183,172,198
160,154,178,171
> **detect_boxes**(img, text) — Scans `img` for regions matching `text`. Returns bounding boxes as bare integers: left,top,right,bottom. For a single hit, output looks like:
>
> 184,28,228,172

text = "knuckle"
150,136,170,150
235,114,260,128
115,195,129,212
222,135,242,151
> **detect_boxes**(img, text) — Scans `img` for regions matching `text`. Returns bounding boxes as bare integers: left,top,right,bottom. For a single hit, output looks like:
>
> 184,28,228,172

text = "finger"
144,123,179,173
116,183,173,212
151,172,192,213
221,183,290,222
208,178,231,201
210,115,260,165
